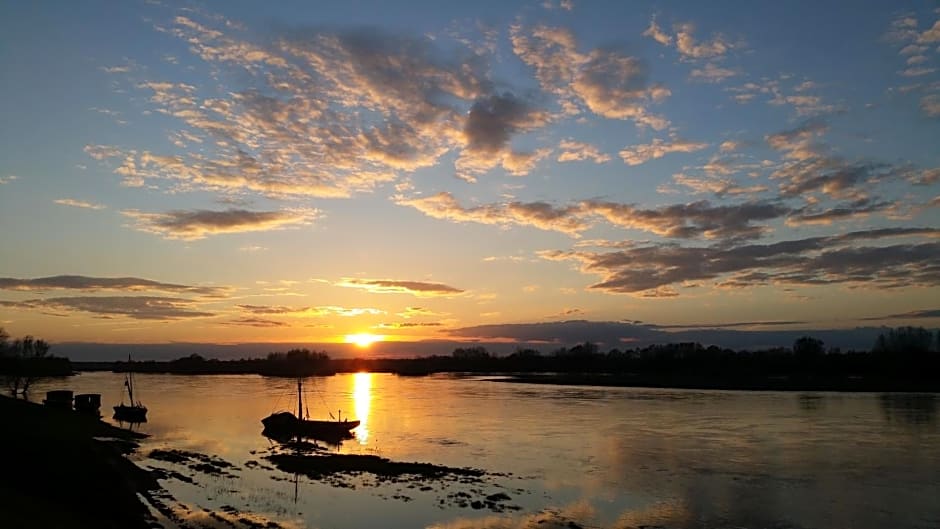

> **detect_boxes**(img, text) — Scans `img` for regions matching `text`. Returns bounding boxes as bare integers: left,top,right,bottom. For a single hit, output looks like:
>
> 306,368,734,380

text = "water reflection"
353,372,372,444
25,373,940,529
879,393,937,427
797,393,825,412
113,417,147,432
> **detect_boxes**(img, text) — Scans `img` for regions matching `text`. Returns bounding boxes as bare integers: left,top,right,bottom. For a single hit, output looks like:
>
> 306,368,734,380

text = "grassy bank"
0,396,156,529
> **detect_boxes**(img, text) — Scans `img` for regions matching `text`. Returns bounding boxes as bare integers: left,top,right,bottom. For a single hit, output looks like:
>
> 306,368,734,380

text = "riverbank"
0,396,156,529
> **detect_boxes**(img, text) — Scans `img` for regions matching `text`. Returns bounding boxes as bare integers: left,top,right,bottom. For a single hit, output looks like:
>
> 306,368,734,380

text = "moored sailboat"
113,356,147,422
262,378,358,443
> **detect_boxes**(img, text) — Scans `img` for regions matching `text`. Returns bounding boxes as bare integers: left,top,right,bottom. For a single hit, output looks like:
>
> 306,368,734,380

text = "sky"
1,0,939,357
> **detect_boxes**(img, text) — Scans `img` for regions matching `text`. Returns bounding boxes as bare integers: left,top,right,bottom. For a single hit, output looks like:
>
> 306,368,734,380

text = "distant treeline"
108,349,334,377
74,327,940,388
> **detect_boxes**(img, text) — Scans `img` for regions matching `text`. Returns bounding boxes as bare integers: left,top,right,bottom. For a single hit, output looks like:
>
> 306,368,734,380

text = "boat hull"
113,404,148,422
261,412,359,443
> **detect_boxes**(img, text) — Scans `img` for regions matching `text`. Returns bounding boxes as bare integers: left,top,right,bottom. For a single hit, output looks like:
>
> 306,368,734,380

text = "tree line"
0,328,71,396
3,326,938,390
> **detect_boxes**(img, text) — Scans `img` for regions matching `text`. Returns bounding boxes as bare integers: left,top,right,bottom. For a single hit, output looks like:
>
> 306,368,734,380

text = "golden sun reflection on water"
352,372,372,444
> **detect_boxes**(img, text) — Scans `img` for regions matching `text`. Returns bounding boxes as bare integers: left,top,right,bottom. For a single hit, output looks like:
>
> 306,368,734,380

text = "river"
29,372,940,529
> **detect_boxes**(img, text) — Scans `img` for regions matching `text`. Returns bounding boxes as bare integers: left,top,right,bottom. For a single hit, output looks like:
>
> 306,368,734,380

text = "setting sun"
345,333,382,348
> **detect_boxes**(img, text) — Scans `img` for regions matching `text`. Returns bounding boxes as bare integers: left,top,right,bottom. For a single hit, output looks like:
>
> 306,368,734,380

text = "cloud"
886,15,940,119
765,118,828,160
510,24,670,128
900,67,937,77
862,308,940,321
121,208,318,240
581,199,787,241
917,19,940,43
54,198,107,210
774,159,898,200
540,227,940,295
463,93,547,153
719,140,741,153
645,20,735,60
99,64,134,74
572,49,670,127
674,23,733,59
456,92,552,179
83,144,125,160
667,174,768,197
541,0,574,11
0,296,214,320
654,320,808,329
377,321,443,329
337,278,464,296
448,319,661,344
0,275,224,296
401,193,791,241
785,198,894,226
396,192,589,235
556,139,611,163
397,306,439,318
0,175,18,184
642,18,672,46
93,14,556,195
689,63,737,83
619,138,708,165
221,317,288,327
922,94,940,117
236,304,384,317
728,77,834,116
763,119,916,202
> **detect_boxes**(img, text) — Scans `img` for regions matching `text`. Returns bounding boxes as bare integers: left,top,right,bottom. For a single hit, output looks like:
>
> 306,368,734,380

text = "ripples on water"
30,372,940,529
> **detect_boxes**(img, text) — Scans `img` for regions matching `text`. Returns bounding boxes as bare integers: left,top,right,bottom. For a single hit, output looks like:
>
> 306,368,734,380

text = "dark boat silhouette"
113,357,147,423
262,378,358,442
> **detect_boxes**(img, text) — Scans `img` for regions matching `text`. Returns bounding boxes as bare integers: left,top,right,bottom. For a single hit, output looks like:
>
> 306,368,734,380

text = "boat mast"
297,378,303,419
127,355,135,406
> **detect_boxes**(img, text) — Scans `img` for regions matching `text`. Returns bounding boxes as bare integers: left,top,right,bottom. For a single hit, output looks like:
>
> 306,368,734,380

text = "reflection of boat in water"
262,378,358,443
113,357,147,423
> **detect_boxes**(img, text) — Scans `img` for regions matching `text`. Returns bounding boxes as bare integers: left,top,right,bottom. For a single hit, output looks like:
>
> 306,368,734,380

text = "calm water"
30,372,940,529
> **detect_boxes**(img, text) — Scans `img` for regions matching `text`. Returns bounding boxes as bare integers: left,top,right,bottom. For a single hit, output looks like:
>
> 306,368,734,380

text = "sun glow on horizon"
345,333,383,348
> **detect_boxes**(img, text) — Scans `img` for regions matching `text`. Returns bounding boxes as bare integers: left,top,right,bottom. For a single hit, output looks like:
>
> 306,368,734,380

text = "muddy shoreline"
0,395,157,529
1,394,529,528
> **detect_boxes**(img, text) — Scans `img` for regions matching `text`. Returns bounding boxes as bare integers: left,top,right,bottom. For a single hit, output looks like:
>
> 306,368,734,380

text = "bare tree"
0,330,51,397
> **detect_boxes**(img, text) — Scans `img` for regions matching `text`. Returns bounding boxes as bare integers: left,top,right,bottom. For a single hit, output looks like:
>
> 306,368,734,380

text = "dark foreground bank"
0,396,156,529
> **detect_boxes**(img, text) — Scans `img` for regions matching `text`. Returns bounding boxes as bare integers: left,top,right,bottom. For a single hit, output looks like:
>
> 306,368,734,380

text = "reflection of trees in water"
797,394,825,412
879,394,937,426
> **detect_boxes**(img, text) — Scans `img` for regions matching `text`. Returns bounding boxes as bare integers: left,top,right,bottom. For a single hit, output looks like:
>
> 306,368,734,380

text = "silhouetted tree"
1,331,52,396
873,326,933,356
451,346,490,359
0,328,10,392
552,342,600,358
509,347,541,358
793,336,825,358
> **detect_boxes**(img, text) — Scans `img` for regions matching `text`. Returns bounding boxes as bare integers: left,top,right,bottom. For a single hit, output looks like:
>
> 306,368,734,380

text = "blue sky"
1,0,938,354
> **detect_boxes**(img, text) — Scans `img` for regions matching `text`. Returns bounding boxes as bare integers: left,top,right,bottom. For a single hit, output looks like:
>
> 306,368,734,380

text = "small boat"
262,378,358,443
74,393,102,416
43,390,74,410
113,357,147,422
